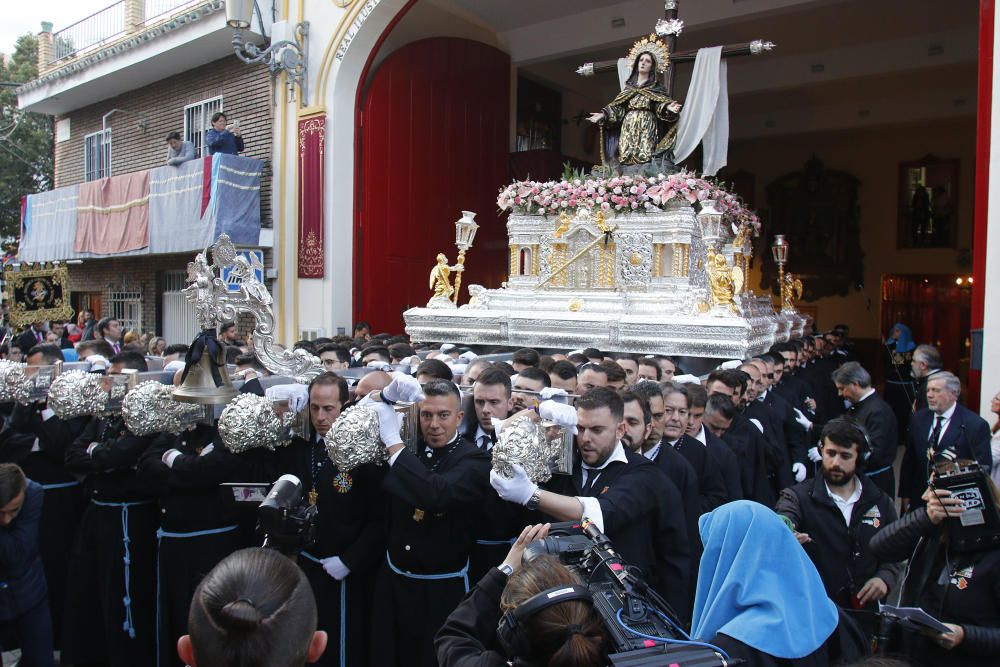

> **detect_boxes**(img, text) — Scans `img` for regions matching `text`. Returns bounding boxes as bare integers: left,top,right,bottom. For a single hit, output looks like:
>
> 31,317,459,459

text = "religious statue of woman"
588,35,682,175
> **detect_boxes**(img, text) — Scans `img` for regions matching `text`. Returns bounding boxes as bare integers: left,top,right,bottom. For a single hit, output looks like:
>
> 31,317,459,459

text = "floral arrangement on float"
497,170,761,235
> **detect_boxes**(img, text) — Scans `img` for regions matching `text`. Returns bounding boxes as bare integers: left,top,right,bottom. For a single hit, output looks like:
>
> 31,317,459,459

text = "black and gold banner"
4,263,74,328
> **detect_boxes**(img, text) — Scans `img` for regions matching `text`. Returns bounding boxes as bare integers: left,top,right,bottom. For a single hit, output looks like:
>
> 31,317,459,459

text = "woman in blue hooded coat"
884,322,917,444
691,501,869,666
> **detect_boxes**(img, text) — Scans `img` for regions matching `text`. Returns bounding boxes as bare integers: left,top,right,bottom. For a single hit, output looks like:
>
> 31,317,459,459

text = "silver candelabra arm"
185,235,323,383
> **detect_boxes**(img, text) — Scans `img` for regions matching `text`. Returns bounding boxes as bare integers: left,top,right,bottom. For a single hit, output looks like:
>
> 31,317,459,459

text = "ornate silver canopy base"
405,203,807,359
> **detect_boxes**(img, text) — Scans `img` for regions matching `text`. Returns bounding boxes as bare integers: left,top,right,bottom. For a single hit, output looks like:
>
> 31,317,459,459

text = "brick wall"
53,56,273,227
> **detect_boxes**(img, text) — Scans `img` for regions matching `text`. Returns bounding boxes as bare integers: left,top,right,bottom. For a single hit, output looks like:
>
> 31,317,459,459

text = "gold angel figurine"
783,272,803,310
428,253,463,302
706,248,743,312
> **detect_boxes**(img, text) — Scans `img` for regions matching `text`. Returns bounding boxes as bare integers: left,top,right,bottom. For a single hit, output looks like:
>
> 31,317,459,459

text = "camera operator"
435,523,608,667
490,387,691,620
775,418,900,635
367,376,492,667
177,547,327,667
692,501,869,666
869,481,1000,666
273,373,385,667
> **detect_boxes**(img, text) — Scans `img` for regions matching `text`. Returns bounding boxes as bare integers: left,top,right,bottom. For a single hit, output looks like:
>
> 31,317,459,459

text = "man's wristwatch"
497,563,514,576
525,488,542,510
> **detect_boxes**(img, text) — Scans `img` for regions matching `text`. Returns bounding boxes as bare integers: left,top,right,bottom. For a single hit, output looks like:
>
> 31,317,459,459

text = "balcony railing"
51,0,209,63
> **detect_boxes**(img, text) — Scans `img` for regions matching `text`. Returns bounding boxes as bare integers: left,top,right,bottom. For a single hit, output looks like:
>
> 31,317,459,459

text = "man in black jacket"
900,371,992,512
832,362,899,498
776,418,900,633
369,379,491,667
491,387,692,620
0,464,54,667
911,344,945,413
9,343,89,647
270,373,383,667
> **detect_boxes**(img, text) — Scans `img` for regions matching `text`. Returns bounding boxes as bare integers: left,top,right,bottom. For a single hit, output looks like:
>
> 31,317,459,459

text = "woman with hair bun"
436,523,608,667
178,548,327,667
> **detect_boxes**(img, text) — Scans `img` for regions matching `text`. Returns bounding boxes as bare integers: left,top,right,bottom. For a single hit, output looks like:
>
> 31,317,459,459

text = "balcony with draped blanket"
19,154,264,262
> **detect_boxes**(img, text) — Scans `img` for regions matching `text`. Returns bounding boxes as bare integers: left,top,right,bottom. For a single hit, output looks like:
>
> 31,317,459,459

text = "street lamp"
696,200,724,249
452,211,479,304
227,0,309,104
771,234,789,307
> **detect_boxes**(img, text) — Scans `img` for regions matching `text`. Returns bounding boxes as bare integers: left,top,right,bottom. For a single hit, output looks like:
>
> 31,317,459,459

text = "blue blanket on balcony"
206,155,262,245
19,155,263,261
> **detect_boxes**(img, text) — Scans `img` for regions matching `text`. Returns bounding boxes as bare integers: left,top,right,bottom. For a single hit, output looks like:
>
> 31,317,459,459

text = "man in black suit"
491,387,692,620
369,379,491,667
0,464,54,667
900,371,992,512
911,344,944,413
832,362,899,498
14,322,46,357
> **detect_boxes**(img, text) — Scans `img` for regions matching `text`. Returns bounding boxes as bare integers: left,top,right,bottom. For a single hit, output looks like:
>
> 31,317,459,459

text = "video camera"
524,520,735,667
257,474,318,556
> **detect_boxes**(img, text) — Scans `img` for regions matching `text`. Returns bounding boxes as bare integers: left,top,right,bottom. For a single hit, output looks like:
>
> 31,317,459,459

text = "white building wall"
981,8,1000,419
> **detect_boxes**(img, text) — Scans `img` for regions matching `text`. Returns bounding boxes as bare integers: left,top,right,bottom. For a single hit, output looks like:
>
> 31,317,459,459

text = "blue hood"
887,323,916,353
691,501,838,659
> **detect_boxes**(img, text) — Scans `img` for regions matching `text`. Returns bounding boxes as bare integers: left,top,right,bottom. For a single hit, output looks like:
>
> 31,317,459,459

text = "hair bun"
219,598,262,632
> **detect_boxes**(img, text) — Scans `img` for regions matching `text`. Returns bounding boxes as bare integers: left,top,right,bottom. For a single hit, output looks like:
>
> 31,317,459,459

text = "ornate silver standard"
177,234,324,384
122,381,204,436
491,415,557,484
218,393,288,454
47,370,110,419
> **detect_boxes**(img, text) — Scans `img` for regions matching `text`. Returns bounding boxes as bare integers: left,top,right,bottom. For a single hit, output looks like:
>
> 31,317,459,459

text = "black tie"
581,468,597,495
478,435,490,450
929,415,945,451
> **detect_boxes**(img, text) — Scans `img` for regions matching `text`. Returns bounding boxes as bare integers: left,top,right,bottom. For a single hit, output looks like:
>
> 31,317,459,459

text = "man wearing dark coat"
832,362,899,498
368,378,491,667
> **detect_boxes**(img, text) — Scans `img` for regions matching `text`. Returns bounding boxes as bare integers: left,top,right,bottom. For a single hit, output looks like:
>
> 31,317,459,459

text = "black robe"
62,416,159,667
276,435,385,667
371,436,491,667
137,425,278,667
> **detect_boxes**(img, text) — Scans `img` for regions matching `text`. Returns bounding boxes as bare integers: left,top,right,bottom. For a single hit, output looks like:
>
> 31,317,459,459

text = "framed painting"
898,155,959,249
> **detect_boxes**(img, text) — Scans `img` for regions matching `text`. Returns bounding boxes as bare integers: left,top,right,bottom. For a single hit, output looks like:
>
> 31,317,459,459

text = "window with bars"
84,129,112,181
184,97,224,158
105,289,143,334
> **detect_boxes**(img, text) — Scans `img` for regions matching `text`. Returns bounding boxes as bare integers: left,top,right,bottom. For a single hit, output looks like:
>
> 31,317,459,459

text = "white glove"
86,354,110,371
792,462,807,482
793,408,813,431
382,371,425,404
372,401,402,446
265,384,310,413
321,556,350,581
748,418,764,434
539,387,568,400
162,449,182,468
539,400,577,433
490,464,538,506
807,446,822,463
199,443,214,457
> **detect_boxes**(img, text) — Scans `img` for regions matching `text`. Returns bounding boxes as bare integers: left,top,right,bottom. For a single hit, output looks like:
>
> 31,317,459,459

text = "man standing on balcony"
205,112,244,156
165,132,195,166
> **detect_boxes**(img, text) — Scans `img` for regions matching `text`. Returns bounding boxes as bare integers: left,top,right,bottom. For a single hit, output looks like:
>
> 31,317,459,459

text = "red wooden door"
356,38,511,333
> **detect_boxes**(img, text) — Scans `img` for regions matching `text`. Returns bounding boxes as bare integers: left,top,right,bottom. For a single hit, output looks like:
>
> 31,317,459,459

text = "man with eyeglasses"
317,343,351,371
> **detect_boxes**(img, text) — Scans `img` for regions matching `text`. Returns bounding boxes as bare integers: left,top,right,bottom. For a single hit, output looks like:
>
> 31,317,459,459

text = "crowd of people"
0,317,997,667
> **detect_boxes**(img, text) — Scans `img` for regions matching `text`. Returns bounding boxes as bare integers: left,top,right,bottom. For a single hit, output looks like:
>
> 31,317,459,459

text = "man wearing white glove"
272,373,386,667
775,418,899,619
461,369,536,585
370,379,490,667
490,387,692,620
